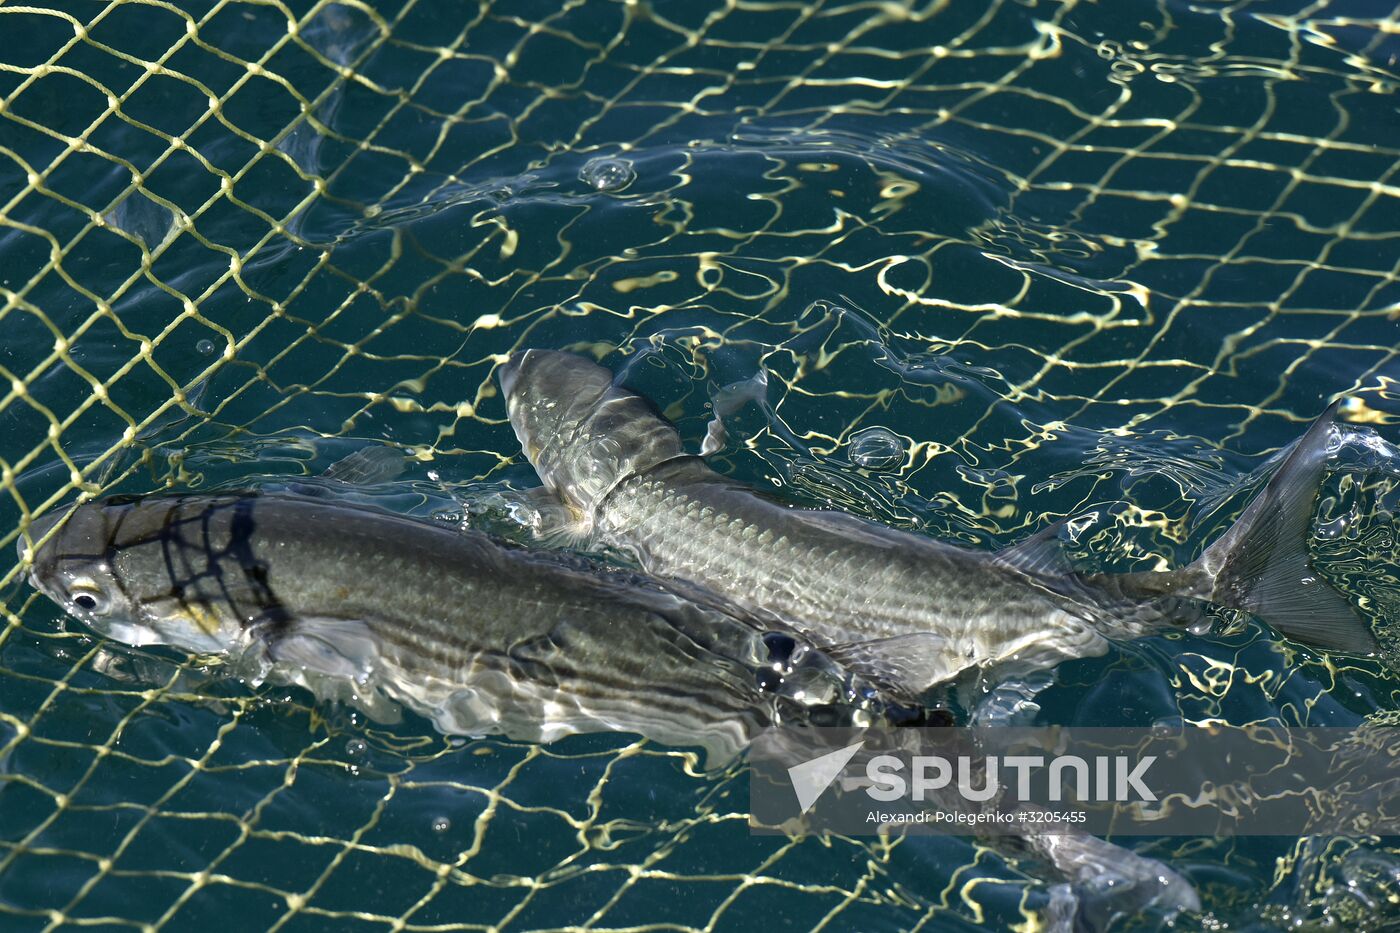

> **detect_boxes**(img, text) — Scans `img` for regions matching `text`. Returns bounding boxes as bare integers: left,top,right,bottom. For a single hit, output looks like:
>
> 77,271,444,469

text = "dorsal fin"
993,519,1077,578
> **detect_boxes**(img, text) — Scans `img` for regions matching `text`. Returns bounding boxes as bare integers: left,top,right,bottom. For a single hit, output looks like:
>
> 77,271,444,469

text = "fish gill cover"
0,0,1398,930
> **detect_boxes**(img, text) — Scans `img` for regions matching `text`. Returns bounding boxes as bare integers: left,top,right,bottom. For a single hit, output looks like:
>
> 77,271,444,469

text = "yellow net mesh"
2,0,1399,929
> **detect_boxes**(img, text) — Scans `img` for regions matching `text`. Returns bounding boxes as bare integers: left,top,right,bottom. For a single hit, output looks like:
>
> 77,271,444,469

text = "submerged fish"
499,350,1379,693
18,493,920,766
17,493,1201,923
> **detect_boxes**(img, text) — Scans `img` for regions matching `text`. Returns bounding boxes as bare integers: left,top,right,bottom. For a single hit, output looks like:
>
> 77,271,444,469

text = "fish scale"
606,460,1094,659
20,493,905,767
500,350,1380,695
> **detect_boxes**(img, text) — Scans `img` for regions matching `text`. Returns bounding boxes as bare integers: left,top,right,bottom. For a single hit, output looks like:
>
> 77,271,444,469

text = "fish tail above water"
1114,401,1378,655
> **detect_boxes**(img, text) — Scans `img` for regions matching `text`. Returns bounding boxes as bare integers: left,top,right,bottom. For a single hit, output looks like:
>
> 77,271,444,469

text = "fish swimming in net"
16,491,1201,925
18,493,930,767
498,349,1379,696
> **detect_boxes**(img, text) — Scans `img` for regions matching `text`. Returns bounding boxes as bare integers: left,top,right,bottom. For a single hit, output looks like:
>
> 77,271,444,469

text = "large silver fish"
499,350,1378,693
18,493,919,766
17,492,1201,923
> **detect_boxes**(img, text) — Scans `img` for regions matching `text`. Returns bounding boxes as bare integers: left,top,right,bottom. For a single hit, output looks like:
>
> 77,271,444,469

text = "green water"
1,0,1399,929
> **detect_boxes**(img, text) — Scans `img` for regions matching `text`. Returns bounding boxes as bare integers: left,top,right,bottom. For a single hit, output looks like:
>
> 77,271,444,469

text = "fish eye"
807,705,845,728
762,632,797,667
67,583,112,616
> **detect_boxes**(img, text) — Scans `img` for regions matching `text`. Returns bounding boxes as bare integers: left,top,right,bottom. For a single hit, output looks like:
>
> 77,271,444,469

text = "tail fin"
1184,401,1377,654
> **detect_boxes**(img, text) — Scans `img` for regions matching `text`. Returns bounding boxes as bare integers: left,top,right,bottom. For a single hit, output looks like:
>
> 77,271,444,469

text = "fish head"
19,496,252,655
499,350,688,515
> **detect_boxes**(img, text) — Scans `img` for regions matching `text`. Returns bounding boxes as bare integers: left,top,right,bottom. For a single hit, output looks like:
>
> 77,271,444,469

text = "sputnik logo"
787,741,864,814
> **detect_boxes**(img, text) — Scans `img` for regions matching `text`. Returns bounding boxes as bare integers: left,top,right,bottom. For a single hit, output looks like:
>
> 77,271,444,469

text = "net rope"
1,0,1398,929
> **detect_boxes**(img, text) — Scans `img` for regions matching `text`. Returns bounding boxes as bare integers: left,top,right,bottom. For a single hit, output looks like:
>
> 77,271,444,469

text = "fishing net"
2,0,1398,929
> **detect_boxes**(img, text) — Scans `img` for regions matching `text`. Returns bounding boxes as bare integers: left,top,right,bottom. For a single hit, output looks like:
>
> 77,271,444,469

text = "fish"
16,492,1201,924
17,493,927,767
498,349,1379,694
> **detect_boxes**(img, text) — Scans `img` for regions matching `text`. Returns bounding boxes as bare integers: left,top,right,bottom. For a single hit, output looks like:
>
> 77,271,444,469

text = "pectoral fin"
266,615,381,678
262,616,402,723
321,446,407,485
700,369,769,456
827,633,958,693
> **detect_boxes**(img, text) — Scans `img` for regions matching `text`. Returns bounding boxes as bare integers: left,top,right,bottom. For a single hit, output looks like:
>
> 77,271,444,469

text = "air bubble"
1150,716,1183,737
431,816,451,833
579,157,636,192
345,738,367,758
1187,617,1214,636
847,427,906,470
196,339,215,355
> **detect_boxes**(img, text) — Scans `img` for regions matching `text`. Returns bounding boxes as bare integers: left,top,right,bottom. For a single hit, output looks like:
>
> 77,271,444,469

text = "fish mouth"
497,351,530,402
96,619,165,647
